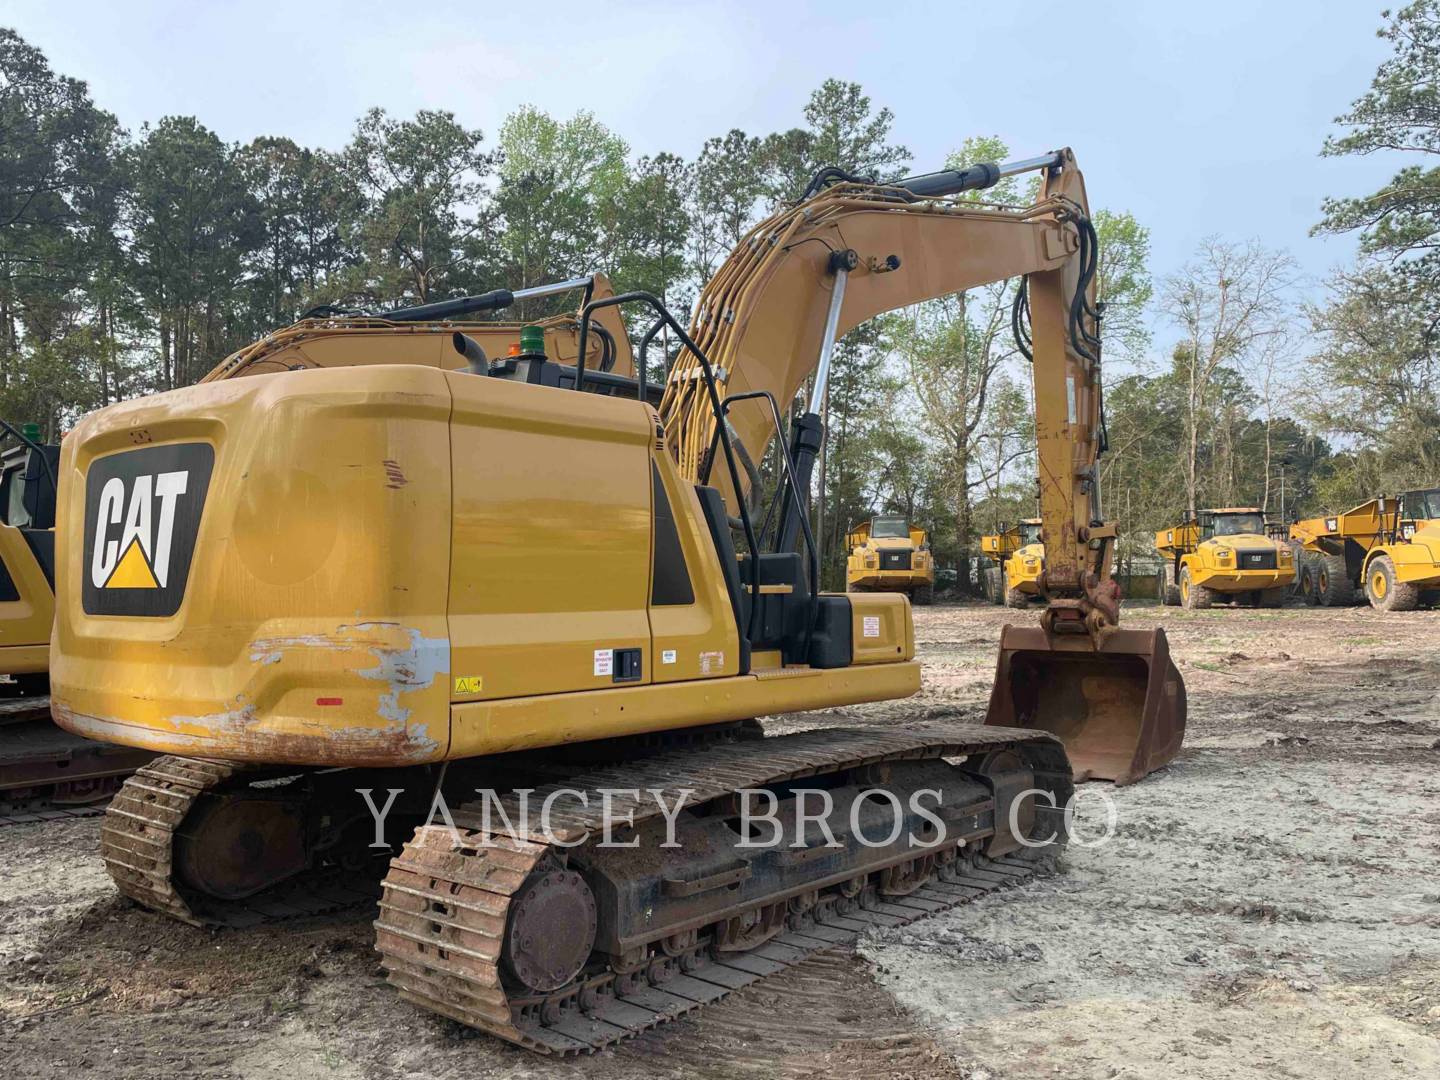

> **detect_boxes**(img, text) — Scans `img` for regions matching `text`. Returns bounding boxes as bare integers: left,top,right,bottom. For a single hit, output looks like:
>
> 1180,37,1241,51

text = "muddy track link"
1,698,156,825
1,802,109,826
100,756,381,927
102,757,240,924
375,722,1071,1054
0,696,52,726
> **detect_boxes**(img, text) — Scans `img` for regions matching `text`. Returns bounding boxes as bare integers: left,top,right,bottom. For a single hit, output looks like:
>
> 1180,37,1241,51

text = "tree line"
2,3,1437,590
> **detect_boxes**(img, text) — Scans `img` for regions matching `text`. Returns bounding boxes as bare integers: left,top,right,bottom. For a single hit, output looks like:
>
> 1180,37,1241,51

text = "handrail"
708,390,820,655
636,317,667,403
574,292,763,620
0,420,57,500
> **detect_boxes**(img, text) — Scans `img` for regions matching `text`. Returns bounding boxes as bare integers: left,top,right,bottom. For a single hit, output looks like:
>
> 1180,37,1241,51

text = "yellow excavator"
51,148,1184,1053
0,422,154,822
844,515,935,603
980,517,1044,608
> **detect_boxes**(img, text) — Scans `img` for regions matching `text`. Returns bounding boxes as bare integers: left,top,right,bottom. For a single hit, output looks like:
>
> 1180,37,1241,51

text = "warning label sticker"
593,649,613,676
862,615,881,638
662,649,677,664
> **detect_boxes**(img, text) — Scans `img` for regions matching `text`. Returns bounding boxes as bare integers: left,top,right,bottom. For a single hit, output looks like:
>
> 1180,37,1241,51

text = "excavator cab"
0,422,59,697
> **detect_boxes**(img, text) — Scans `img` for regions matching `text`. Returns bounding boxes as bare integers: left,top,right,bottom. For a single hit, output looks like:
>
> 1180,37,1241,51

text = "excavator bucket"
985,625,1186,785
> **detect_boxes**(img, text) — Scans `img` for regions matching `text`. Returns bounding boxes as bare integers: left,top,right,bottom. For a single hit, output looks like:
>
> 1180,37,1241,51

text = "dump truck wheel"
1314,553,1355,607
1298,562,1318,605
984,567,1003,605
1004,584,1028,609
1365,555,1420,612
1259,587,1286,609
912,584,934,606
1179,567,1212,609
1159,564,1181,606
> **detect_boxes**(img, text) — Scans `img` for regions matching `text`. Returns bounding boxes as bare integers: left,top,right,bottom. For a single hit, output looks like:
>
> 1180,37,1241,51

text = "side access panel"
0,524,53,672
846,592,914,665
445,373,657,703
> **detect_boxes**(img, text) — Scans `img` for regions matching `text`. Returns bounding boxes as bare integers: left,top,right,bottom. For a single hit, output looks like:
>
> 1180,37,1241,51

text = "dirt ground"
3,601,1438,1079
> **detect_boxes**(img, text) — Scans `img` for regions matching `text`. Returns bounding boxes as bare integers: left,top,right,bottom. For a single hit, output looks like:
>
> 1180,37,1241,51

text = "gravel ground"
2,601,1437,1078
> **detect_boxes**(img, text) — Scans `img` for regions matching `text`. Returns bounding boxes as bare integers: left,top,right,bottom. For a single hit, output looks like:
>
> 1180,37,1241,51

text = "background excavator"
51,147,1184,1053
0,422,153,821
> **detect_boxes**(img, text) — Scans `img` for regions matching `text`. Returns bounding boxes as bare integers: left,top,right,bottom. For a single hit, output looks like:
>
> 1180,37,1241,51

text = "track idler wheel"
502,867,598,993
173,792,308,900
970,749,1037,856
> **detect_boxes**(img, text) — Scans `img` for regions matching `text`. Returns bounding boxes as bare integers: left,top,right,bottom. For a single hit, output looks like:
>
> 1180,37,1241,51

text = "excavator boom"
660,148,1185,783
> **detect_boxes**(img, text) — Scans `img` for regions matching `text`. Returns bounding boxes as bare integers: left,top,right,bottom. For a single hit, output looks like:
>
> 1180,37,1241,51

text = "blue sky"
6,0,1404,352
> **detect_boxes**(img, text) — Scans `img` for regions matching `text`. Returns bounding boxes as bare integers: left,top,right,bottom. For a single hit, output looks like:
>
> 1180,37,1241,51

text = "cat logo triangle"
104,537,160,589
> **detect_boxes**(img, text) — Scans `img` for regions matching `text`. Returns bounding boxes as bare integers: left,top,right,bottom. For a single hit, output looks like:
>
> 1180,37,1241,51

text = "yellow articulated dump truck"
1291,488,1440,611
1155,507,1295,609
49,148,1185,1053
980,518,1043,608
845,515,935,604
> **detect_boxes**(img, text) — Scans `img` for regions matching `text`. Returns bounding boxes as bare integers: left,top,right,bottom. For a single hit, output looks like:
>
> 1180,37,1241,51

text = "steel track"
374,722,1072,1054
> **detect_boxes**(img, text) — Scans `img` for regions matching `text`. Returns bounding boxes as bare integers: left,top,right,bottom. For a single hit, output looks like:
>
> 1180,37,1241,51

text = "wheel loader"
1291,488,1440,611
51,148,1185,1054
844,515,935,604
1156,508,1296,609
980,518,1043,608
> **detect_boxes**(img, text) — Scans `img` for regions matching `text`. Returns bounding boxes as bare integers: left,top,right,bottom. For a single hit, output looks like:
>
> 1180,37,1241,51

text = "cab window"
1211,512,1265,537
1401,489,1440,521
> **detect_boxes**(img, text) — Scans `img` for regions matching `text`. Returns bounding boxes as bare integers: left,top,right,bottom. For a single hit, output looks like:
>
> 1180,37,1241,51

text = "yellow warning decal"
453,676,484,695
104,538,159,589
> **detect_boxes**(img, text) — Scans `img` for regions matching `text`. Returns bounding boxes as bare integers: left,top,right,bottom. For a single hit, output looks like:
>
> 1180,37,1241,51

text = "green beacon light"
519,325,546,358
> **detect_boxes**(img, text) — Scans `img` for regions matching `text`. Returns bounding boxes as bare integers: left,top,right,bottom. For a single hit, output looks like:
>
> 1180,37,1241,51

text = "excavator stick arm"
653,147,1183,783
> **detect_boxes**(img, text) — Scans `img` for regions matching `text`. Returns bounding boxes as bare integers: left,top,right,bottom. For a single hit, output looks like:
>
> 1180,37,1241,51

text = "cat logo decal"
83,443,214,616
